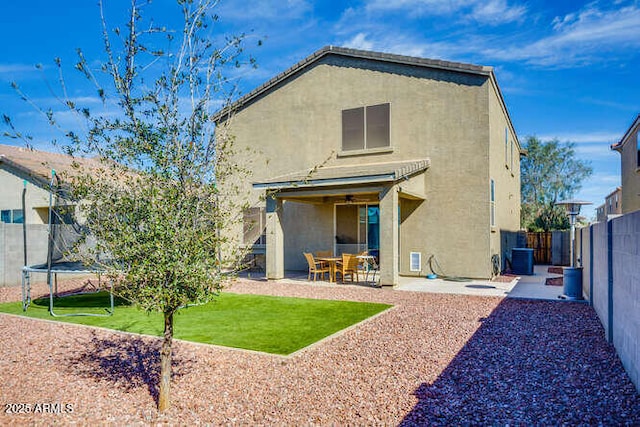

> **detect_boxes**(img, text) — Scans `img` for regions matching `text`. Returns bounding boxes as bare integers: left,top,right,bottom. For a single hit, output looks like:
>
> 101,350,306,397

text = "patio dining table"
316,256,341,283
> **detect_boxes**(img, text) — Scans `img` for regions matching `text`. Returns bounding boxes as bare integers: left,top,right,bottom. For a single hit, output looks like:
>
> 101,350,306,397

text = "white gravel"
0,277,638,425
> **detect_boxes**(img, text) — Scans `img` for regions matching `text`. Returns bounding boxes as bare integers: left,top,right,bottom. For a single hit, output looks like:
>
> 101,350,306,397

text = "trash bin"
511,248,534,275
562,267,583,300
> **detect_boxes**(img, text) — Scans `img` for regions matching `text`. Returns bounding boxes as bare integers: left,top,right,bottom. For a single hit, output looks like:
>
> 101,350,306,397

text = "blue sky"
1,0,639,220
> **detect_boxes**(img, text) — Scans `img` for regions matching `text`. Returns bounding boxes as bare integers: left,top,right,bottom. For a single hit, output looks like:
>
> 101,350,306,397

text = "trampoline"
21,170,114,317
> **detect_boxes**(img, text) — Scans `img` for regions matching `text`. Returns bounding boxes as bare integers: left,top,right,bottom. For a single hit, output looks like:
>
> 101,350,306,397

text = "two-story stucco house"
0,144,99,285
0,144,65,225
611,114,640,214
216,46,523,284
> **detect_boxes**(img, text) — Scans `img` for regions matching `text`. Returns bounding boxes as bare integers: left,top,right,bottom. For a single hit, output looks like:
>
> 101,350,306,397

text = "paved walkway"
244,265,571,301
397,264,568,301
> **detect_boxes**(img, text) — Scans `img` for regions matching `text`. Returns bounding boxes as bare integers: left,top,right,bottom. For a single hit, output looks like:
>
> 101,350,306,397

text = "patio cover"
253,158,430,196
255,158,430,284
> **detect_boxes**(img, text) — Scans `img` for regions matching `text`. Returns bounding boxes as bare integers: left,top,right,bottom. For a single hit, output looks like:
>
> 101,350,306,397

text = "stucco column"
265,195,284,280
379,185,399,286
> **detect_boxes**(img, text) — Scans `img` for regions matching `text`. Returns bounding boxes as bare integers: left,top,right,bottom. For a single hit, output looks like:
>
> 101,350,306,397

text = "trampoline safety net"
21,169,114,317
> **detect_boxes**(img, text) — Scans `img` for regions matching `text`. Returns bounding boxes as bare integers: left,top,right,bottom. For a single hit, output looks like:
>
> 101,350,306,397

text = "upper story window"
504,128,509,168
490,179,496,227
342,103,390,151
0,209,24,224
510,139,514,171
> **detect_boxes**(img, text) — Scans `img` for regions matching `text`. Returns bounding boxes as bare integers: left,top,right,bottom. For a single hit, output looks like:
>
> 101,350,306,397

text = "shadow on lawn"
67,331,195,405
32,292,130,308
400,299,640,426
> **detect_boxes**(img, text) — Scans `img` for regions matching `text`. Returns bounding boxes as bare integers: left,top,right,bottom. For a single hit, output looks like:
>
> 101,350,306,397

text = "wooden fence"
526,232,552,264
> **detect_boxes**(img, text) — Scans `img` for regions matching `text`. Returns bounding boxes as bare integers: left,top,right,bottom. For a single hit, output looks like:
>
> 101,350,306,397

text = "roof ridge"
213,46,491,122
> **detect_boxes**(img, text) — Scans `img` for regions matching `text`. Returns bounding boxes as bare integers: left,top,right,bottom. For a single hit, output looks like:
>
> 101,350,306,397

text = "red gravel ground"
0,277,638,425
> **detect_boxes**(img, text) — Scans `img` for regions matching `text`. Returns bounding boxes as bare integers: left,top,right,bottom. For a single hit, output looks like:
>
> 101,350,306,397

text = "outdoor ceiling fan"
344,194,369,204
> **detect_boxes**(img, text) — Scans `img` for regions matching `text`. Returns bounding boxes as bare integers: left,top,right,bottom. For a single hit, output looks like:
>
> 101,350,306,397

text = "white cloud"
366,0,467,15
364,0,526,25
343,33,375,51
218,0,312,21
469,0,526,25
338,31,485,63
533,131,622,158
0,64,38,74
537,132,621,144
484,3,640,66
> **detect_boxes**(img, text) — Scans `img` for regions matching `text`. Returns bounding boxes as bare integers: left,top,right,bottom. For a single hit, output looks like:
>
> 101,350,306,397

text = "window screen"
342,107,365,151
410,252,421,272
12,209,24,224
342,103,390,151
510,139,514,170
504,128,508,166
490,179,496,227
366,103,390,149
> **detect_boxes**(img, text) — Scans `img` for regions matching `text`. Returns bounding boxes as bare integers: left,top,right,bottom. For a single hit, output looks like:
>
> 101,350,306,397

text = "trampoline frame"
21,169,115,317
21,264,114,317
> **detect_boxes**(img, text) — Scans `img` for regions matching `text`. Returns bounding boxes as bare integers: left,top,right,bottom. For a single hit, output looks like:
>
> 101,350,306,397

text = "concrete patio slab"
396,265,573,301
241,264,574,301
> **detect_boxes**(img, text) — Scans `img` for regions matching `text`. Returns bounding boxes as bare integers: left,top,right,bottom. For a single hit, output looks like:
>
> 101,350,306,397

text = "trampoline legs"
21,269,31,311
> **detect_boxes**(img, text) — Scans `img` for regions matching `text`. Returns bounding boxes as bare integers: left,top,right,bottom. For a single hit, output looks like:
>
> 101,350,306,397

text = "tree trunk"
158,310,174,411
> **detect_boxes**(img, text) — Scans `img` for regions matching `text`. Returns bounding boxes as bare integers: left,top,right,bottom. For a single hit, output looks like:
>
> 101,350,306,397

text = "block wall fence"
577,210,640,392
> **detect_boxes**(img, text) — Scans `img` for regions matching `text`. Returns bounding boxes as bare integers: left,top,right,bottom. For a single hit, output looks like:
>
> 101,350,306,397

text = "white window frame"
410,252,422,272
0,209,24,224
341,103,390,152
510,139,514,171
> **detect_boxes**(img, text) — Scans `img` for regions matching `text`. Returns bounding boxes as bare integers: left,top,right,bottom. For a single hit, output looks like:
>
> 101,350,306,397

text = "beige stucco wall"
0,168,50,224
487,79,522,270
617,127,640,214
225,56,520,278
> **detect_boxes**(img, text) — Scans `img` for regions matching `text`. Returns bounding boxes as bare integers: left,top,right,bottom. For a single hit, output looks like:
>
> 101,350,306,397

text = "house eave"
0,155,51,189
611,113,640,152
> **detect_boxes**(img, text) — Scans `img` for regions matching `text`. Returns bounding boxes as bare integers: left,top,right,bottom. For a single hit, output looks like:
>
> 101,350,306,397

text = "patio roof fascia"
252,172,398,191
253,158,431,193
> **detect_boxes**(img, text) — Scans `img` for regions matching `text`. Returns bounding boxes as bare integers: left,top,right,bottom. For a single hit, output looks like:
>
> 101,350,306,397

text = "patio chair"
336,253,360,283
303,252,330,281
316,250,333,257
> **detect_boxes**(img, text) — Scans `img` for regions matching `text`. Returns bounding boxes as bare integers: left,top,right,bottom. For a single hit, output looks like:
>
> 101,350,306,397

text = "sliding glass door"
335,204,380,260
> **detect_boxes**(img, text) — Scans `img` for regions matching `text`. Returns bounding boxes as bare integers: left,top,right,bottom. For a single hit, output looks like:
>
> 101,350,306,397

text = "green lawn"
0,292,391,355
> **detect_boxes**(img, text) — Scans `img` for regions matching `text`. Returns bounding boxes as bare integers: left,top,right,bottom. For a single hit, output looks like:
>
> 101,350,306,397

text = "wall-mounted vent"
410,252,421,272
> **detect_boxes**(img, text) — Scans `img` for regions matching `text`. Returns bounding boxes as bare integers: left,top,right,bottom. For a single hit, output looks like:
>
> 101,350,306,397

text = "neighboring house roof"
611,113,640,151
214,46,520,152
0,144,101,188
253,158,430,190
605,187,622,199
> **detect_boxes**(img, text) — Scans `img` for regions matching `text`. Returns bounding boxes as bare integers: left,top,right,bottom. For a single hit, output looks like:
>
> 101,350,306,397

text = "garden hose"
427,254,472,282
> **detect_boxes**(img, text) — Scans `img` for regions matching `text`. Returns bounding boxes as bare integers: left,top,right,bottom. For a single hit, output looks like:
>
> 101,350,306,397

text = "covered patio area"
252,159,430,286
